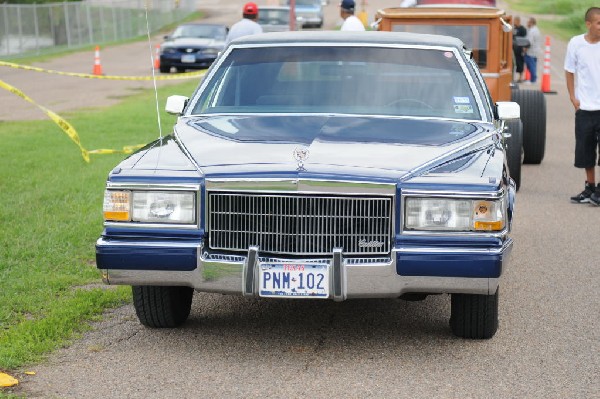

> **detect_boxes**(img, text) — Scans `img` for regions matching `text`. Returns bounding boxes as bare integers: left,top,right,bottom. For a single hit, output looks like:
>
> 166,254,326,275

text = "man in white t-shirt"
339,0,365,31
564,7,600,205
225,2,263,46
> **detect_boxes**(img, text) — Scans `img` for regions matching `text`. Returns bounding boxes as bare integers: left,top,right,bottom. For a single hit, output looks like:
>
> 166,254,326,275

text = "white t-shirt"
341,15,365,32
226,18,263,46
564,34,600,111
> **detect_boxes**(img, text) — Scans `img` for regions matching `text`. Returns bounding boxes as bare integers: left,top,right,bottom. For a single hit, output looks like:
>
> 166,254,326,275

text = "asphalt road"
3,0,598,398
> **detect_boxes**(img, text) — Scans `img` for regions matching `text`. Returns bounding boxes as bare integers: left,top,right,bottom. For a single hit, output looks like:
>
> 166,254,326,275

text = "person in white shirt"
564,7,600,205
225,2,263,46
523,17,542,83
339,0,365,31
400,0,417,7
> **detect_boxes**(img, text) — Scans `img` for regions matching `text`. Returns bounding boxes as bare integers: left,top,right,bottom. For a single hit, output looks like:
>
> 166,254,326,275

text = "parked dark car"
287,0,323,28
159,23,227,73
97,31,520,339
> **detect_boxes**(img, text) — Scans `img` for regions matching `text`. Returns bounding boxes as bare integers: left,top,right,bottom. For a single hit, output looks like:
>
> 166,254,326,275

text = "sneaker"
589,184,600,206
570,182,595,203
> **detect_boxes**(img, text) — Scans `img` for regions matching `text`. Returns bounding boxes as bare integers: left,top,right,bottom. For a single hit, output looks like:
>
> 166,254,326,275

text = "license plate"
259,263,329,298
181,54,195,63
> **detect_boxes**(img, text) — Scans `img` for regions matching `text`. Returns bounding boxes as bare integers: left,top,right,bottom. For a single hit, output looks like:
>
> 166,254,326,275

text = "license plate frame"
181,54,196,63
259,262,329,298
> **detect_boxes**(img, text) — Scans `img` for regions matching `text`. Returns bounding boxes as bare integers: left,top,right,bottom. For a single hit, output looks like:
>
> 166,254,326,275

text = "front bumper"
96,238,512,299
160,54,216,69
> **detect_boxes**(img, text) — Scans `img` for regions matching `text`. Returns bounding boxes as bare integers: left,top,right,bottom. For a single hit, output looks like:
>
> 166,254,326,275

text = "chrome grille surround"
208,192,393,256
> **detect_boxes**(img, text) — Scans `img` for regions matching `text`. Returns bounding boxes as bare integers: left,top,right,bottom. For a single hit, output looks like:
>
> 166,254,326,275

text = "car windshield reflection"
192,46,481,120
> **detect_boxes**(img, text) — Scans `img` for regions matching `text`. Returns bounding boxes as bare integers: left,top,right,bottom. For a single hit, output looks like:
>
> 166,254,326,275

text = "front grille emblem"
293,147,309,170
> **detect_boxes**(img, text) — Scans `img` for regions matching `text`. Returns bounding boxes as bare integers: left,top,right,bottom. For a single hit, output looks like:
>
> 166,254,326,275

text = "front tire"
450,288,499,339
132,285,194,328
159,64,170,74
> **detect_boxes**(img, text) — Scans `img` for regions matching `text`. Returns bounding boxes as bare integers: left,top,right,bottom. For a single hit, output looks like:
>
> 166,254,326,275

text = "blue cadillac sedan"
97,31,520,339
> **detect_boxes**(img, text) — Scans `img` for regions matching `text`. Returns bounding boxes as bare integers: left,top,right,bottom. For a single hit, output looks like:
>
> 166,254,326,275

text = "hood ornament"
293,147,309,170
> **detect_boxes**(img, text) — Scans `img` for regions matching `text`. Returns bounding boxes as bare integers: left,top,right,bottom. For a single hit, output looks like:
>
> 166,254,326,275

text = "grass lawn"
0,78,199,378
505,0,597,41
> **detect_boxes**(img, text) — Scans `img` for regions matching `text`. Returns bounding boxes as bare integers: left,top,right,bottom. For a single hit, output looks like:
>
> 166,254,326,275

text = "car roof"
259,6,290,10
231,31,465,49
177,23,227,27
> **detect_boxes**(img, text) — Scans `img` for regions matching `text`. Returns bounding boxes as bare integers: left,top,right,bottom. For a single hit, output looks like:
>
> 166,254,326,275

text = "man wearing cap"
226,2,263,45
340,0,365,31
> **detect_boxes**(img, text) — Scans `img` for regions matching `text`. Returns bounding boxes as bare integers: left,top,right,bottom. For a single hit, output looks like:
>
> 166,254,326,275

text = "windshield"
191,46,481,120
391,24,489,69
172,25,226,40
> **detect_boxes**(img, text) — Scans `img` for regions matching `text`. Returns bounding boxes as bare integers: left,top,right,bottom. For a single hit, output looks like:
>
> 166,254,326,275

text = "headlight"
104,190,196,224
203,48,219,56
405,197,505,232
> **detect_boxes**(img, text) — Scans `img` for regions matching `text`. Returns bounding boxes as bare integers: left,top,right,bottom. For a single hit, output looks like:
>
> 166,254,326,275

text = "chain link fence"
0,0,198,57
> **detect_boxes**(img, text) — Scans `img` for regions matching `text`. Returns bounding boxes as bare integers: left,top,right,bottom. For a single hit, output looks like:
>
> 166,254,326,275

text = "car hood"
163,38,223,48
172,115,494,179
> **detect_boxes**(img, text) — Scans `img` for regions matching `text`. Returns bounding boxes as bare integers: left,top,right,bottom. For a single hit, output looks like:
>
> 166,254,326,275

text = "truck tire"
132,285,194,328
511,88,546,164
504,119,523,191
450,288,499,339
159,64,170,74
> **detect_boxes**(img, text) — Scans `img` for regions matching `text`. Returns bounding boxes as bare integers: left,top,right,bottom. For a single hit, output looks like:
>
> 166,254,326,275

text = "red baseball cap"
243,2,258,15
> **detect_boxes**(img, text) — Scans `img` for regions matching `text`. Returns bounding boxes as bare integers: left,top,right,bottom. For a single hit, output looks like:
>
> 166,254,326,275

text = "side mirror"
496,101,520,120
165,95,188,115
500,17,512,33
370,18,382,31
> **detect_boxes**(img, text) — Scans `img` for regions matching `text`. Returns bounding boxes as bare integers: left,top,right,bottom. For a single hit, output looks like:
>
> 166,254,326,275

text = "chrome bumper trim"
102,248,502,297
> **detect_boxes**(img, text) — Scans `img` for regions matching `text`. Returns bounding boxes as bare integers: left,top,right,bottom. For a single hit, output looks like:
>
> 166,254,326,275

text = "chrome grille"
208,193,393,255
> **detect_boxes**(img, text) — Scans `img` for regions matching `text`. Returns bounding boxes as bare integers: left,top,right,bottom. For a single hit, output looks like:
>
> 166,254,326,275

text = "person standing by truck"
512,16,527,82
226,2,263,46
523,17,542,84
564,7,600,205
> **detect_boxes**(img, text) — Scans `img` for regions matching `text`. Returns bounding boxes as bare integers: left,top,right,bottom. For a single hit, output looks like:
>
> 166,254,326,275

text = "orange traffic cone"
541,36,556,94
92,45,103,76
154,44,160,70
524,65,531,82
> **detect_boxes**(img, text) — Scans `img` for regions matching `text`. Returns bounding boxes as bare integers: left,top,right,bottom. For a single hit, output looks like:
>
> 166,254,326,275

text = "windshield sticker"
453,96,470,104
454,104,474,114
443,51,454,59
449,124,471,135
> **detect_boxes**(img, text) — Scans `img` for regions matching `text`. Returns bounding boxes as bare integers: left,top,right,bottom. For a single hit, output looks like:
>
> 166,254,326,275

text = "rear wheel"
504,119,523,191
511,88,546,164
132,285,194,328
450,288,499,339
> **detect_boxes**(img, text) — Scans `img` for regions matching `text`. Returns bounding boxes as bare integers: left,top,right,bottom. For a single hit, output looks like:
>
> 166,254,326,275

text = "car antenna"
144,1,163,140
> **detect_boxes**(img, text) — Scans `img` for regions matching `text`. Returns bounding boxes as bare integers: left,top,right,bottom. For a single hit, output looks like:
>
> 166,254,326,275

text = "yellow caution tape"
0,78,146,162
0,60,206,80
